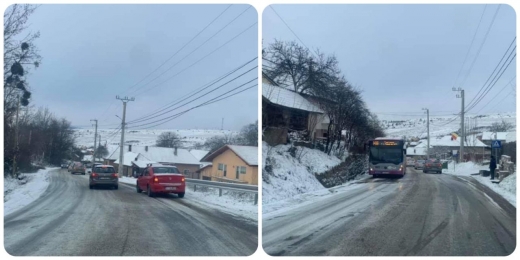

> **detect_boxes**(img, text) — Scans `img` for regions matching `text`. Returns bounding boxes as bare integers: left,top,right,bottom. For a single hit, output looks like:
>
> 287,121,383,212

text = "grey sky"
24,4,257,130
263,4,516,120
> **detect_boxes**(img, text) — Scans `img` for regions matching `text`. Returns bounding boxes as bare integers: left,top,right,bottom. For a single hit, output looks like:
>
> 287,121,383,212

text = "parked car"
71,162,86,175
87,163,102,173
423,159,443,174
414,160,426,170
89,165,118,189
406,157,415,167
136,164,185,198
67,162,75,172
61,163,69,169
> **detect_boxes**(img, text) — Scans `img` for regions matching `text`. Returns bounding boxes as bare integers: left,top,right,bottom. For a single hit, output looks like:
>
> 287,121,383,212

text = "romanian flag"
451,133,458,140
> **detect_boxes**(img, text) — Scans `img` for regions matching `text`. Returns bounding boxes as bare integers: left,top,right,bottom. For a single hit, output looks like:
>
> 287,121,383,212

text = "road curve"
262,168,515,256
4,168,257,256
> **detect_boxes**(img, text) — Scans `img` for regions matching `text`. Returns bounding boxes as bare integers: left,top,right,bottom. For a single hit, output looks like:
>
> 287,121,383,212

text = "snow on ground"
118,177,257,221
73,128,236,148
444,161,516,206
263,173,370,216
4,168,57,216
262,141,342,206
382,112,515,138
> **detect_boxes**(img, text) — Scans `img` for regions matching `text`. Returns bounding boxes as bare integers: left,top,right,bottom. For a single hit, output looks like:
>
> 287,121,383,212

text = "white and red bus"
367,137,407,177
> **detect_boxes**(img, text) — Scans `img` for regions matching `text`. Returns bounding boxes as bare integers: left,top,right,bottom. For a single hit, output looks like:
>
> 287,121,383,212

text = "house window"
218,163,223,170
235,166,246,179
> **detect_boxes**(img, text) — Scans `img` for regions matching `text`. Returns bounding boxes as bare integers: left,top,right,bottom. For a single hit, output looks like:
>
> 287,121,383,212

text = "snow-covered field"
443,161,516,206
4,168,56,216
262,142,342,206
381,112,516,138
73,128,236,149
119,177,257,221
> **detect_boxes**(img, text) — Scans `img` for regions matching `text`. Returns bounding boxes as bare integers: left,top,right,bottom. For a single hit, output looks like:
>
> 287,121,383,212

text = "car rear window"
94,167,115,173
152,167,179,174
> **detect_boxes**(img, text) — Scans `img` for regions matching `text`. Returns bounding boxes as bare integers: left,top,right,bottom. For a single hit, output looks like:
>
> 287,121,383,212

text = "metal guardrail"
186,179,258,205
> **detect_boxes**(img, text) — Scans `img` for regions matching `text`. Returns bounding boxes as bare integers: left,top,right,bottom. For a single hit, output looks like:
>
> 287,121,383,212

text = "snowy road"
4,169,257,256
263,168,516,256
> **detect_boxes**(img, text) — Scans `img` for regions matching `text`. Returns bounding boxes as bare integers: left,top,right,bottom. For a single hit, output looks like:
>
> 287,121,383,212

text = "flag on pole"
451,133,458,140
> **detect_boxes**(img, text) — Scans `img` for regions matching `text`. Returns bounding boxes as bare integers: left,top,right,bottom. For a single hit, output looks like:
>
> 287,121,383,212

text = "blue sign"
491,140,502,149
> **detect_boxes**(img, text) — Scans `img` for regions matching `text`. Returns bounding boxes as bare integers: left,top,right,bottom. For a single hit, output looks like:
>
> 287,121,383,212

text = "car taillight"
112,173,118,178
181,178,185,182
154,177,159,182
91,173,98,177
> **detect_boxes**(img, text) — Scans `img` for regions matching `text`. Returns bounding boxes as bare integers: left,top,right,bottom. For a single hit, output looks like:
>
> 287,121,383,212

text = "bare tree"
489,120,514,132
156,132,183,148
237,121,258,146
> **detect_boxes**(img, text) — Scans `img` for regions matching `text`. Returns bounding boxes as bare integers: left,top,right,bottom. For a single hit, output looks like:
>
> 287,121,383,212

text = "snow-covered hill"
380,112,516,139
73,128,237,149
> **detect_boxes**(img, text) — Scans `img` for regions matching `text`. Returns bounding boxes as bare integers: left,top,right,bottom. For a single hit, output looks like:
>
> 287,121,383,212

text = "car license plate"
382,172,389,174
100,177,109,180
165,187,176,191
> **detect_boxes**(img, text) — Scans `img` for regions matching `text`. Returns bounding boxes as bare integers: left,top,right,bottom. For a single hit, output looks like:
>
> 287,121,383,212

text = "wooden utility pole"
116,96,135,177
91,119,98,164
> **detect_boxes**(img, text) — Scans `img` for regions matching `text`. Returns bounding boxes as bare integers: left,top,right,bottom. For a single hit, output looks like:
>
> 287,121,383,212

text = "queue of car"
62,161,186,198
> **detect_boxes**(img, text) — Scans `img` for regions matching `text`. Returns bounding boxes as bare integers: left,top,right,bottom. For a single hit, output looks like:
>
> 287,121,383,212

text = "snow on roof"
481,132,508,140
114,152,140,166
262,83,324,113
189,149,210,161
132,160,158,168
416,135,487,148
228,145,258,166
506,131,516,143
201,145,258,166
129,146,201,165
406,147,427,156
83,155,93,161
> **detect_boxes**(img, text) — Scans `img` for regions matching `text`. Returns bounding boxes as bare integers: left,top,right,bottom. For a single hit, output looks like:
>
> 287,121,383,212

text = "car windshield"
94,167,115,173
369,147,403,164
153,167,179,174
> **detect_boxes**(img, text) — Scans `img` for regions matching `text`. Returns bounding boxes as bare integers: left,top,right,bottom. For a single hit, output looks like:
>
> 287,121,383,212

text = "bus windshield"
369,146,403,164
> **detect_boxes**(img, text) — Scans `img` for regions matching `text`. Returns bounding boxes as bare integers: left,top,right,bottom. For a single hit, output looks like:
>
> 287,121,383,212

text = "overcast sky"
25,4,257,131
263,4,516,120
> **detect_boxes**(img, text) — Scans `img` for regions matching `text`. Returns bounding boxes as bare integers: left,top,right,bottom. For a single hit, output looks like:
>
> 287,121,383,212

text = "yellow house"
200,145,258,185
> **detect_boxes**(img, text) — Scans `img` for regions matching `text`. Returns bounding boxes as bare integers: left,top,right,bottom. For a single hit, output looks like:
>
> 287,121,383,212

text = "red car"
136,164,185,198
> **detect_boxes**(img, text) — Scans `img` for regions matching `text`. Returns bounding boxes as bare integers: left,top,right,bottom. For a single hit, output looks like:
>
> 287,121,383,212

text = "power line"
132,22,257,97
127,66,257,125
458,4,501,89
452,5,488,88
134,83,257,130
129,78,257,128
486,89,515,113
127,6,252,96
269,6,316,56
127,57,257,123
124,5,233,96
473,76,516,114
465,36,516,110
466,50,516,112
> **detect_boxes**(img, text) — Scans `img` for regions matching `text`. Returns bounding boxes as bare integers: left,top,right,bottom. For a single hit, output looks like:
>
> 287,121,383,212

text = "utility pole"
12,96,21,177
116,96,135,177
422,108,430,159
90,119,98,164
453,88,464,163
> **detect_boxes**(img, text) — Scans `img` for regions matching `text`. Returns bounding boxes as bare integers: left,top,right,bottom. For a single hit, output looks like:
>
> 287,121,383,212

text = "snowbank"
4,168,57,216
262,142,342,206
444,162,516,206
118,176,257,221
185,185,257,221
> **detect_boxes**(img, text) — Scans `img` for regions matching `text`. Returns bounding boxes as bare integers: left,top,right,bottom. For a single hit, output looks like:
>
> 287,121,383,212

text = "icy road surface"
4,168,257,256
262,168,515,256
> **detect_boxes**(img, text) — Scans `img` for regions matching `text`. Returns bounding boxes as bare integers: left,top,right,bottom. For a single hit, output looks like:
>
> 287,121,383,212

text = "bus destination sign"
373,140,400,146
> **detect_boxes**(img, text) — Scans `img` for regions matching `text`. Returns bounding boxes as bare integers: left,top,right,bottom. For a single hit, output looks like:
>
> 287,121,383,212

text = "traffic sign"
491,140,502,149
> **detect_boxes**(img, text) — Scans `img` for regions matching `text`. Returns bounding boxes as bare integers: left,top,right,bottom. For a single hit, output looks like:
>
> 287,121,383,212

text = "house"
196,164,213,181
113,152,143,176
479,132,508,145
415,134,488,162
262,82,325,145
200,145,258,185
105,145,209,178
131,160,157,177
406,147,427,159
